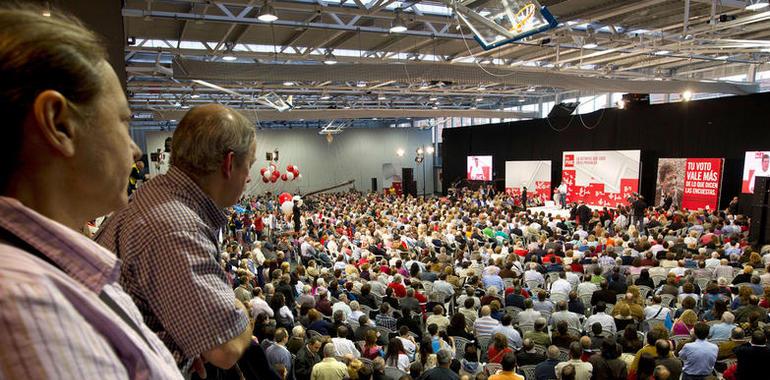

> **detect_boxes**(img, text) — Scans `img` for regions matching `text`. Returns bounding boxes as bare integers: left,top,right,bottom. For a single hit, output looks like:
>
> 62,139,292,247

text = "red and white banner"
655,158,723,210
682,158,723,210
504,160,551,202
562,150,640,207
742,151,770,193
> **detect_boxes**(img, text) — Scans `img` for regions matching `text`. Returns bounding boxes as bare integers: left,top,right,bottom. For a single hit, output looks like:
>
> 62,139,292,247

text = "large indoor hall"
2,1,770,379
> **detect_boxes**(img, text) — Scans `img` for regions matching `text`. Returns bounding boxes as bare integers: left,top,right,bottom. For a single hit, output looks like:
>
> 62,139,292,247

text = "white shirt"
550,278,572,295
583,312,616,334
397,336,417,360
524,270,545,284
643,305,671,321
331,337,360,358
250,296,274,319
577,282,598,295
332,302,352,321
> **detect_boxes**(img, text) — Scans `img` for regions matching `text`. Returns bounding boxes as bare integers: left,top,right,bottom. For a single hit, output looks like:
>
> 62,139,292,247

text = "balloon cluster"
259,164,302,183
278,192,303,216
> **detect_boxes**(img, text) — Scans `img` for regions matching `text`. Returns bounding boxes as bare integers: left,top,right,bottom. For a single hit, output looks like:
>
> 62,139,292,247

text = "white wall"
144,127,435,196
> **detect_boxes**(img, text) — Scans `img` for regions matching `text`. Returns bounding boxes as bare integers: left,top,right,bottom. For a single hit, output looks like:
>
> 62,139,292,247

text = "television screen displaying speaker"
467,155,493,181
742,151,770,194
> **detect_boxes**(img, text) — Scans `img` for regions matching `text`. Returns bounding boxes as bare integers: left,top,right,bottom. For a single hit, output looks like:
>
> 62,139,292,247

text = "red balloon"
262,176,269,183
260,167,267,176
278,192,292,204
286,165,294,172
270,176,278,183
281,173,288,181
271,170,280,179
292,168,299,176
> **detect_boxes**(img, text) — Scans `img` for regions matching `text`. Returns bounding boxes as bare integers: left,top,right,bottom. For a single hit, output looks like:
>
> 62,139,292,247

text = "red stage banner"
682,158,723,210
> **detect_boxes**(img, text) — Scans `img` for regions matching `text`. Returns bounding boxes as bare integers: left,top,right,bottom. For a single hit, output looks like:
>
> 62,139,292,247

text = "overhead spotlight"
356,81,367,88
477,85,486,91
527,87,536,92
746,0,769,10
258,2,278,22
320,94,331,100
190,93,200,99
616,99,626,109
654,50,671,55
323,51,337,65
390,8,408,33
283,81,294,86
222,55,237,61
475,97,484,101
431,105,438,109
583,41,598,49
378,94,387,100
417,147,424,155
429,96,438,101
419,82,430,90
127,36,136,45
396,148,405,157
425,146,435,154
682,90,693,101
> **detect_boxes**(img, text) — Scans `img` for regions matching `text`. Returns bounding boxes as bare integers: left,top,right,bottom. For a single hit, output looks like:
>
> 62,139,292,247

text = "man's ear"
222,151,235,179
32,90,77,157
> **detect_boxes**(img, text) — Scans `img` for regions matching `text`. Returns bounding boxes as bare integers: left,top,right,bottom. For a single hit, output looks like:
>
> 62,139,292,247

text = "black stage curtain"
441,92,770,210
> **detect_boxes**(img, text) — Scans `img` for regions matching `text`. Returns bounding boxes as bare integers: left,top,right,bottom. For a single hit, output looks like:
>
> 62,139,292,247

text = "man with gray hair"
536,346,562,380
97,104,257,372
708,311,736,341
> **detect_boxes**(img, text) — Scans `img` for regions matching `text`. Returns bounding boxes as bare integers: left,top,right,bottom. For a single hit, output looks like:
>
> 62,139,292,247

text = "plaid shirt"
0,197,182,379
96,167,249,369
376,313,398,331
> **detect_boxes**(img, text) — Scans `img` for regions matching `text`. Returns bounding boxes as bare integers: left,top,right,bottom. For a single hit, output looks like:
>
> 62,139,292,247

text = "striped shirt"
96,167,249,369
473,316,501,337
0,196,182,379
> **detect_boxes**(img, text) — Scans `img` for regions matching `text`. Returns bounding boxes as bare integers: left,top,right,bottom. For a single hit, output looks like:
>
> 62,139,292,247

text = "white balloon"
280,200,294,215
297,173,302,180
286,171,295,181
263,169,272,179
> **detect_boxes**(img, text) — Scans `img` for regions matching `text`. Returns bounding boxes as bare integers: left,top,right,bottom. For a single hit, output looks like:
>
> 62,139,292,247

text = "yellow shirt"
311,358,348,380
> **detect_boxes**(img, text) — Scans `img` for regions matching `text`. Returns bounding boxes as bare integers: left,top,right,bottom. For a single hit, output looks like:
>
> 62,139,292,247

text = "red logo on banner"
565,154,575,167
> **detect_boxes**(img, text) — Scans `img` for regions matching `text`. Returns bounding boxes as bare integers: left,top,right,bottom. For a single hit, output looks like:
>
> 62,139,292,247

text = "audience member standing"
96,104,257,373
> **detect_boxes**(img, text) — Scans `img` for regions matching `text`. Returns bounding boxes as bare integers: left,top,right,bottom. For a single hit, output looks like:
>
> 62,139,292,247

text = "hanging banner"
562,150,640,207
655,158,723,210
504,160,551,202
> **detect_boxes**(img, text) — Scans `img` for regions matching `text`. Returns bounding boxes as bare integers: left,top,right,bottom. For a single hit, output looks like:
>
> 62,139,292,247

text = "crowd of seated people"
217,186,770,380
7,5,770,380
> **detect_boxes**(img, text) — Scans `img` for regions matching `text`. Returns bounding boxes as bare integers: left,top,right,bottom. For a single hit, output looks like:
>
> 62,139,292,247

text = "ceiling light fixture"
682,90,693,101
258,2,278,22
41,3,51,17
323,51,337,65
190,94,200,99
654,50,670,55
396,148,405,157
222,55,237,61
429,96,438,101
378,94,387,100
432,105,438,109
356,81,367,88
390,8,408,33
746,0,769,11
475,97,483,101
617,100,626,109
283,81,294,86
320,94,331,100
425,146,435,154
